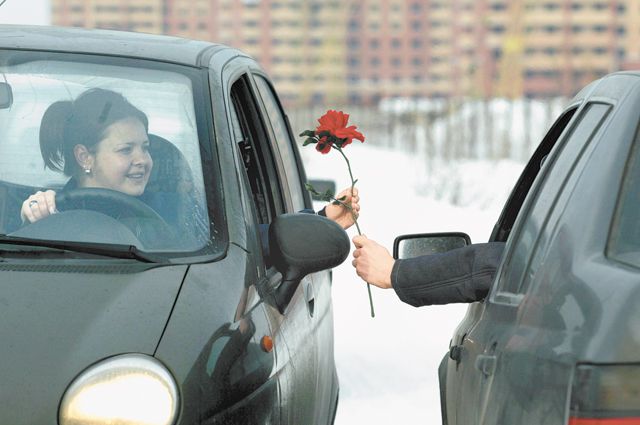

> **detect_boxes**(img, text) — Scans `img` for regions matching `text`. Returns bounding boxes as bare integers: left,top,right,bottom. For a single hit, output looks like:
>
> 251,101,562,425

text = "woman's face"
83,117,153,196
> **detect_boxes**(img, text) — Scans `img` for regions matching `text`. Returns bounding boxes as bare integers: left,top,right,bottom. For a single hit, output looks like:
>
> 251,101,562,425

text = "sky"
0,0,50,25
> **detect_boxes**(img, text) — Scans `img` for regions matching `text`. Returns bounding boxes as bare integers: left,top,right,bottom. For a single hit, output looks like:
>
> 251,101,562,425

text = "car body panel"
0,264,187,425
444,73,640,424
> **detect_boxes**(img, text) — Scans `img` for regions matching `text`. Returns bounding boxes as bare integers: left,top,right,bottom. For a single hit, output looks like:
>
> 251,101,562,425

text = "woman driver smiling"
21,88,153,224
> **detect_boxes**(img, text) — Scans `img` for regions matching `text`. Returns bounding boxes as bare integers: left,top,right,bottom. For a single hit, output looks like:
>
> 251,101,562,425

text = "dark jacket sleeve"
391,242,505,307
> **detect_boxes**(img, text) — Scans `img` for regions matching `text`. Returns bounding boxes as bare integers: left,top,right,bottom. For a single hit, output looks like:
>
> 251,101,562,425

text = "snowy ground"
301,143,524,424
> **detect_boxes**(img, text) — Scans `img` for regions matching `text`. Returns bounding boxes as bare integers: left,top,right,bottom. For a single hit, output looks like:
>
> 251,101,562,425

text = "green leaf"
303,137,317,146
299,129,316,138
321,189,334,202
305,183,320,195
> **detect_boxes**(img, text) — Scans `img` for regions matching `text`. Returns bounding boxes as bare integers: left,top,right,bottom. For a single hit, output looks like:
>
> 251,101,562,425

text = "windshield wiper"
0,235,166,263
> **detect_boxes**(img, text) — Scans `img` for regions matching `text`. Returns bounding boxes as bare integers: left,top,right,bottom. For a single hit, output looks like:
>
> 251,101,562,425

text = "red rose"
315,136,333,154
315,110,365,148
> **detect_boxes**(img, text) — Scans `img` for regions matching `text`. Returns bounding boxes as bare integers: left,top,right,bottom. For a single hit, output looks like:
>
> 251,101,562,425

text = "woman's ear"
73,144,94,173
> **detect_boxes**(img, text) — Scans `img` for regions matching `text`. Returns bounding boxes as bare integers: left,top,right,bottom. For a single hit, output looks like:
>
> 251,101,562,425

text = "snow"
301,143,525,424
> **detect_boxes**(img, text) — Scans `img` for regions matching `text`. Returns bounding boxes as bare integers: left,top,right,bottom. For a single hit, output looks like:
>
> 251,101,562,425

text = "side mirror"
268,213,349,313
393,232,471,260
0,82,13,109
307,179,336,201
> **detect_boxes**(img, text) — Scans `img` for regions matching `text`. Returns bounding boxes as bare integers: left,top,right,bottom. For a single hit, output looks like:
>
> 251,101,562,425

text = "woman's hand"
21,190,57,223
324,187,360,230
352,235,395,289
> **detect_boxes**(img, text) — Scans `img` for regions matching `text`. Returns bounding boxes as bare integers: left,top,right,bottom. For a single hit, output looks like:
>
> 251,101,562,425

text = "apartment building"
52,0,640,105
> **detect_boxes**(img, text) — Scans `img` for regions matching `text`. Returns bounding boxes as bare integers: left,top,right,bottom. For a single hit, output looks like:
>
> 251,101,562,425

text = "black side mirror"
0,82,13,109
268,213,349,313
393,232,471,260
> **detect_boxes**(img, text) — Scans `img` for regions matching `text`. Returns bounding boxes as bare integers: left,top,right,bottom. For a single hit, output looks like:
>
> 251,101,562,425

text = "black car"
0,25,348,425
396,72,640,424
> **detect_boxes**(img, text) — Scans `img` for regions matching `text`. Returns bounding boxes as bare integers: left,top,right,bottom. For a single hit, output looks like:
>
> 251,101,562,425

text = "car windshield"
0,50,221,259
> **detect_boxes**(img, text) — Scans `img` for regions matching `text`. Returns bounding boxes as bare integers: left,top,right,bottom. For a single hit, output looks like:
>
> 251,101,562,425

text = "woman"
21,88,360,232
21,88,152,223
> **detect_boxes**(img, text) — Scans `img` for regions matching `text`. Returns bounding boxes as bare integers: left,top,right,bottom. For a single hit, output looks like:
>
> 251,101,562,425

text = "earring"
84,167,91,175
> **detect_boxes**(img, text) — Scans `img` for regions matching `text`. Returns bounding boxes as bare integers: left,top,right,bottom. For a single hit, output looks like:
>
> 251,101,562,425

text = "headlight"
59,354,179,425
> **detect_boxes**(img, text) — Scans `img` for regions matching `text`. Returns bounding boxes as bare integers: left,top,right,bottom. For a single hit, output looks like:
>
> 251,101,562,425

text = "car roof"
0,24,239,68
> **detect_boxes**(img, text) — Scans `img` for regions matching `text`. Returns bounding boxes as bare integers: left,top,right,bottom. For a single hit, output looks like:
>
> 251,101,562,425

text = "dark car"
0,25,349,425
395,72,640,424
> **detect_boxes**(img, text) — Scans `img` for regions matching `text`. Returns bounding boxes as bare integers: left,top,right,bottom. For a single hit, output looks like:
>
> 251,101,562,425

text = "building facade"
52,0,640,105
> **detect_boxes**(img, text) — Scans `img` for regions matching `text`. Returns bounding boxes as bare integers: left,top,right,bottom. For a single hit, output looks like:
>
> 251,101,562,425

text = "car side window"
495,103,611,298
608,135,640,268
253,75,307,211
229,76,285,226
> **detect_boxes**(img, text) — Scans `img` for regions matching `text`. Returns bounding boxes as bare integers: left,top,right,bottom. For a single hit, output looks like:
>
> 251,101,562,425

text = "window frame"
607,127,640,269
492,102,612,302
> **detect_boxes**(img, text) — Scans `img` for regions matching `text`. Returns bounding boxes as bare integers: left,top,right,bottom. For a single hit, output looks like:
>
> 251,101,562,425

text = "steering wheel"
55,188,175,247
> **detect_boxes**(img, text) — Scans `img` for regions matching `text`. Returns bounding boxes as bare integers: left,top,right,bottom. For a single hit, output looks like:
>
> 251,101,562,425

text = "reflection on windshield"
0,53,215,256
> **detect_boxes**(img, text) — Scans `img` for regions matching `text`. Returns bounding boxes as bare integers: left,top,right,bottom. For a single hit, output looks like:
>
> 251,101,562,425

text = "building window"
370,39,380,49
412,38,423,48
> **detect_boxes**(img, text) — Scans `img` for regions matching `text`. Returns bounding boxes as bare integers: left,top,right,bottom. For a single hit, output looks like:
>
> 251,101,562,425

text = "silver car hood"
0,264,187,424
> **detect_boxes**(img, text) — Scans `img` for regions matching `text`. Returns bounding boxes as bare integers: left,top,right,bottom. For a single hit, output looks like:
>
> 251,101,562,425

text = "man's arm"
392,242,505,307
353,236,505,307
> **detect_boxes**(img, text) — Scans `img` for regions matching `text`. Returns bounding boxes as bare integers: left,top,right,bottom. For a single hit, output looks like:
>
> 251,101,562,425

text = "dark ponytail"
39,100,73,173
39,88,149,176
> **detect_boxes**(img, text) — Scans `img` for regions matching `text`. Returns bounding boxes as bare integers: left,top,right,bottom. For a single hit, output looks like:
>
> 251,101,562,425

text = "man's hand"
352,235,395,289
325,187,360,230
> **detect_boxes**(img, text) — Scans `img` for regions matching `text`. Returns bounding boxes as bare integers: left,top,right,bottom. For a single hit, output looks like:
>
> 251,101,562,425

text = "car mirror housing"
393,232,471,260
0,82,13,109
268,213,350,313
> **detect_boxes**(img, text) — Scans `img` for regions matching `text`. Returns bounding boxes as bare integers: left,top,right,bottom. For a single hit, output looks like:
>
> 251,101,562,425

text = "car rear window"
608,135,640,268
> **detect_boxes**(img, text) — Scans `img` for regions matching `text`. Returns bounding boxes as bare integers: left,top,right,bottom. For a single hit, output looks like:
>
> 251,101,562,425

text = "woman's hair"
39,88,149,176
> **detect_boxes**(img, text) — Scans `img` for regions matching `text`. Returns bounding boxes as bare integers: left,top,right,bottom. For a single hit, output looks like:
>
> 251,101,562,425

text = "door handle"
449,345,462,363
475,354,497,376
304,281,315,317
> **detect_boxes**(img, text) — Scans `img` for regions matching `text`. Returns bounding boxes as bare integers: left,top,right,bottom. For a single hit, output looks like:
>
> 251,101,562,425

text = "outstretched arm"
352,236,505,307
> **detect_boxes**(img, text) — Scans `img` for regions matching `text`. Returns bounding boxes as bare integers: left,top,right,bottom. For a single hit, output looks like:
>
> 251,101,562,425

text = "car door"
452,101,613,425
251,73,338,425
443,105,578,424
224,68,320,424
